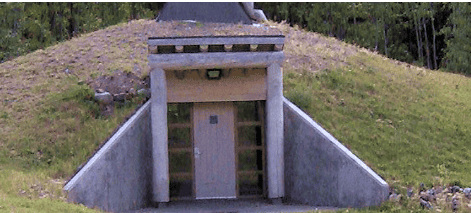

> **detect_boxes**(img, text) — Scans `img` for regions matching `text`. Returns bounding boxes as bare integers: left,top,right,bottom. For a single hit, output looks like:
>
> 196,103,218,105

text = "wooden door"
193,102,236,199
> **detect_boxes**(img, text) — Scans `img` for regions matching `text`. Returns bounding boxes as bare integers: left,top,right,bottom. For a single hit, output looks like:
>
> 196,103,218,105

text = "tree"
441,2,471,74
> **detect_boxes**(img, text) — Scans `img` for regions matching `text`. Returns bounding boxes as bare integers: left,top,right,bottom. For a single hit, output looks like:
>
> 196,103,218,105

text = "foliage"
0,2,163,62
259,2,470,74
441,2,471,74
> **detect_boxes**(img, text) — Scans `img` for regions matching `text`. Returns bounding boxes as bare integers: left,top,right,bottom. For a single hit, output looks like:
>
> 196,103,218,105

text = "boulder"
463,188,471,198
137,88,151,98
113,93,126,102
94,92,113,105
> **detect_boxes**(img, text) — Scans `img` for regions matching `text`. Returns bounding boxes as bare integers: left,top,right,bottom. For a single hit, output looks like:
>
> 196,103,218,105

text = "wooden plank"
234,104,240,197
237,146,263,151
258,101,268,198
170,172,192,179
167,68,267,103
148,36,285,46
168,123,192,128
148,52,284,70
237,170,263,175
168,148,192,152
237,121,261,127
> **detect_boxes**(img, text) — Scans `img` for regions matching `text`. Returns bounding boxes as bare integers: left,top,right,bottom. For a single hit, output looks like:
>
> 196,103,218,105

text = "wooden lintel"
149,45,157,54
175,45,184,53
224,44,233,52
250,44,258,52
200,45,209,52
274,44,283,51
148,36,285,46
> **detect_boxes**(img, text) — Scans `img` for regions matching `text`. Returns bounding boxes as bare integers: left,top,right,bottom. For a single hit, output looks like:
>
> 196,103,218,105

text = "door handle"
194,147,202,158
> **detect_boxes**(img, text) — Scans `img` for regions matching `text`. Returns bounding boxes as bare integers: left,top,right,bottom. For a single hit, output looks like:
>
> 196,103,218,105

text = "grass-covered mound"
1,19,470,212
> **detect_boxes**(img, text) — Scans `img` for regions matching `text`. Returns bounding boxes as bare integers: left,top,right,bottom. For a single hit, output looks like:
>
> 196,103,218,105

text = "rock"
427,189,436,196
389,193,401,202
129,88,136,95
94,92,113,105
113,93,126,102
450,186,461,194
420,191,434,201
420,198,433,209
452,195,459,211
420,183,426,191
463,188,471,198
97,88,105,93
407,188,414,197
137,88,151,98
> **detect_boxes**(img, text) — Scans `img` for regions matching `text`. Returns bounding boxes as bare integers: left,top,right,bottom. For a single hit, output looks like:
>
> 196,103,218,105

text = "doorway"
168,101,265,200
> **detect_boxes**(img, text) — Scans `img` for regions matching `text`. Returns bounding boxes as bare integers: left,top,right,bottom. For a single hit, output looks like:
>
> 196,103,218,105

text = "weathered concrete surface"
64,97,388,212
283,97,389,208
150,68,169,203
266,63,284,198
64,101,153,212
128,199,338,213
147,52,285,70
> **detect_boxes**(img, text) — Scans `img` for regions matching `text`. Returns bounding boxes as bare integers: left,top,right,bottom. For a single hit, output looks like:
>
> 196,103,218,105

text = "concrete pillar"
150,67,169,203
266,63,284,199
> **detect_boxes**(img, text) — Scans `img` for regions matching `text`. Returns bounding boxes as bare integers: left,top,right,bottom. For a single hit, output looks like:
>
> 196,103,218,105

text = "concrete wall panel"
64,101,153,212
283,97,389,208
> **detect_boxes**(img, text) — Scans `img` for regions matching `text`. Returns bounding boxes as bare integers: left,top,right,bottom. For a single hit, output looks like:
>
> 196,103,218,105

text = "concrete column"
150,67,169,203
266,63,284,198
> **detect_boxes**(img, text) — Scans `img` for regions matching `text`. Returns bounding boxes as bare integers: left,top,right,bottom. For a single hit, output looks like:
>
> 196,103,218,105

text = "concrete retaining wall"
283,97,389,208
64,101,153,212
64,97,388,212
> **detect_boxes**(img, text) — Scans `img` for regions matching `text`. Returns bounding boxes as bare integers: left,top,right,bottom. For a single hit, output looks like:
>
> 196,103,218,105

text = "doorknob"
194,147,202,158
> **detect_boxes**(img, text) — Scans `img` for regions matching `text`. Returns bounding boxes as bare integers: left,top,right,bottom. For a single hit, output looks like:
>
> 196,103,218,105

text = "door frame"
168,101,266,200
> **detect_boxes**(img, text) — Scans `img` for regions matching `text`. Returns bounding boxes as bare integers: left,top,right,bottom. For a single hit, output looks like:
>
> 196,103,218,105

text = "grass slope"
0,19,470,212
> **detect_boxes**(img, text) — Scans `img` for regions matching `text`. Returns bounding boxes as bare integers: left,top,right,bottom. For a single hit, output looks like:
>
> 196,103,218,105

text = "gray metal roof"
157,2,253,24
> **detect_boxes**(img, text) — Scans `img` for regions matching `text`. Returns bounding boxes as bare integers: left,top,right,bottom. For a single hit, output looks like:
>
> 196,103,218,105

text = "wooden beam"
148,45,157,54
148,36,285,46
250,44,258,52
224,44,233,52
200,45,208,52
175,45,184,53
274,44,283,51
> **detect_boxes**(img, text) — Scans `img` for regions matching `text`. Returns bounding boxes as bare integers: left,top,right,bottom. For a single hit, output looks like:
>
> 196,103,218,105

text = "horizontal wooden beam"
148,52,284,70
148,36,285,46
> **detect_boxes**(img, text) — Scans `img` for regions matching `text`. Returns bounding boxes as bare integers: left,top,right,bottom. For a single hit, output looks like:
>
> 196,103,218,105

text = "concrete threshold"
128,199,338,213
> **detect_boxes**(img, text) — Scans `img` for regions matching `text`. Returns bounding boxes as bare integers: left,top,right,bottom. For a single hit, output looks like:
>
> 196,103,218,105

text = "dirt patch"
266,21,358,73
87,70,149,95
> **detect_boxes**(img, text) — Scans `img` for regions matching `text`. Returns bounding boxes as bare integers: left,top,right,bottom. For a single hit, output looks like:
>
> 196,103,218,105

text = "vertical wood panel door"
194,102,236,199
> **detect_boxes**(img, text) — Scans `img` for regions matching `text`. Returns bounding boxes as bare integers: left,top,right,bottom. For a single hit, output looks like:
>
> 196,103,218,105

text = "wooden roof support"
148,36,285,46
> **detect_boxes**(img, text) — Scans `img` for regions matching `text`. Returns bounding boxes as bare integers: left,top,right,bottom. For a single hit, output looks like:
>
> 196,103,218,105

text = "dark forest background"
1,2,470,74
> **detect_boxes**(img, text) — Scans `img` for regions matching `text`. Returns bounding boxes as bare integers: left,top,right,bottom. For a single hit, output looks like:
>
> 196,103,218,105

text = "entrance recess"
193,102,237,199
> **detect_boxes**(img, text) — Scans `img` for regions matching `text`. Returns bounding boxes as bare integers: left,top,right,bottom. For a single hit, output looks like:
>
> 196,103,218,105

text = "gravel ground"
127,199,338,213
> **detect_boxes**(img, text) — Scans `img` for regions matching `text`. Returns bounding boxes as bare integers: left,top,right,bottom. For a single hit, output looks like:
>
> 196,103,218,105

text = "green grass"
0,76,144,212
284,49,471,212
0,168,100,213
